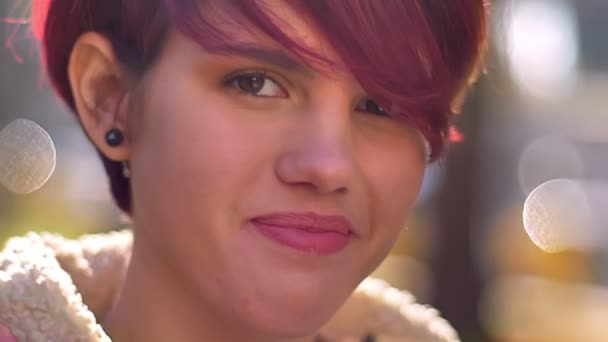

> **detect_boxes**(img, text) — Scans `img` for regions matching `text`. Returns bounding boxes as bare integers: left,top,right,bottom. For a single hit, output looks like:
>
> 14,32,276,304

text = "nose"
275,118,355,195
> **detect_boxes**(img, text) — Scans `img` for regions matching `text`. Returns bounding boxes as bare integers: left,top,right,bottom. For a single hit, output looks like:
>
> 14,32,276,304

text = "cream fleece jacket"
0,231,459,342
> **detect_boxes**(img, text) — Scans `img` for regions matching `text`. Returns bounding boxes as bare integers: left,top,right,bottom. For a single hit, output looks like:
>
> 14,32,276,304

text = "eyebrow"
216,44,317,78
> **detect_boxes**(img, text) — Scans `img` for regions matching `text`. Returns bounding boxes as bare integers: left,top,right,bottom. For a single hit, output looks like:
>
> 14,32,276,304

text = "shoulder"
0,231,130,341
322,277,460,342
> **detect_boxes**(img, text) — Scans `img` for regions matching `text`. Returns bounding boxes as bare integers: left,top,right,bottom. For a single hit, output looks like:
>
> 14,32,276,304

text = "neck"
101,240,317,342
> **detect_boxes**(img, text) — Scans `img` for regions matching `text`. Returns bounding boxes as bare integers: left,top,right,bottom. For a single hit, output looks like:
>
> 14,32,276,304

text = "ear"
68,32,132,162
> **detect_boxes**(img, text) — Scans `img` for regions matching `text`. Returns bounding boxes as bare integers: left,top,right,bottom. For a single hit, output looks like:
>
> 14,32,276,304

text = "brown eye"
227,71,286,98
236,74,264,93
357,99,388,116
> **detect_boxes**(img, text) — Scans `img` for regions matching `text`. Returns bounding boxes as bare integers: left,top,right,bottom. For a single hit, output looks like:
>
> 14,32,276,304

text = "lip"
250,212,354,256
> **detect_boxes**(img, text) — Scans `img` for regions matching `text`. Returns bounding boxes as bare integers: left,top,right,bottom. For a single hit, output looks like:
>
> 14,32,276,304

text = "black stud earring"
105,128,124,147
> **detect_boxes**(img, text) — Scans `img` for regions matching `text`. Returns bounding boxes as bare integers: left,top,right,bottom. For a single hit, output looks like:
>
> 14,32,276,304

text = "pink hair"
31,0,487,213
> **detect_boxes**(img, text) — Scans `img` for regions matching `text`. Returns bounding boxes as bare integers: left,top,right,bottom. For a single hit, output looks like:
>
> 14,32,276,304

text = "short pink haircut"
31,0,487,214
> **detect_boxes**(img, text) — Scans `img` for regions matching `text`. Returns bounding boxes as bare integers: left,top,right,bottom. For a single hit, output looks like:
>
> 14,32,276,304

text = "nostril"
313,334,328,342
362,333,376,342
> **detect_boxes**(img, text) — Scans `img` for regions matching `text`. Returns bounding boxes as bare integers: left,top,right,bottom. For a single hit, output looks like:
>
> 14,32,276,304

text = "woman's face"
127,2,427,338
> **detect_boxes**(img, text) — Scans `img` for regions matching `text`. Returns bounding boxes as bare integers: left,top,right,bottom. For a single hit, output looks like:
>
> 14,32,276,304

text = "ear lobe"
68,32,132,162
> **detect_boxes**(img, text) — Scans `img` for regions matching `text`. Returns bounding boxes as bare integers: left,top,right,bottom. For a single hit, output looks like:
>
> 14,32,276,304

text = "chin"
243,297,342,338
252,317,326,340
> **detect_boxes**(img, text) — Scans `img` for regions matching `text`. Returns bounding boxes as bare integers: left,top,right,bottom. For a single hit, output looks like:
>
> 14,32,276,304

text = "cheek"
362,146,425,257
129,75,283,255
133,97,255,214
379,164,424,218
128,76,276,290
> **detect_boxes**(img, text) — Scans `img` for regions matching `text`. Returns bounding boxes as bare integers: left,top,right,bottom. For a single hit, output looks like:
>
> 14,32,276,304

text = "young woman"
0,0,487,341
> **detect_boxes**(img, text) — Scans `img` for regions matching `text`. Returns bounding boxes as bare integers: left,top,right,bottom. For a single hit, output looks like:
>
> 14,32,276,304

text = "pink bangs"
30,0,486,213
33,0,486,160
164,0,487,159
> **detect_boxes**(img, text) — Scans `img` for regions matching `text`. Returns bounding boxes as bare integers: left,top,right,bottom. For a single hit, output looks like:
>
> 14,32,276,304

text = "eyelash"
356,99,389,117
224,70,287,98
224,70,390,117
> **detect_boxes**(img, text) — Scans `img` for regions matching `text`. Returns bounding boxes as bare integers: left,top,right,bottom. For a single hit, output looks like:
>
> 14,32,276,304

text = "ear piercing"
105,129,131,178
105,128,124,147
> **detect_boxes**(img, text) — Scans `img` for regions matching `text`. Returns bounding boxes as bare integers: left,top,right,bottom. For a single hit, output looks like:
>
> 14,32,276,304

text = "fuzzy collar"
0,231,459,341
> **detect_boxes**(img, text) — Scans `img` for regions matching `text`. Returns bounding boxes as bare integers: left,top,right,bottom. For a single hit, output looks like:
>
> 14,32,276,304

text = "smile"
250,212,354,256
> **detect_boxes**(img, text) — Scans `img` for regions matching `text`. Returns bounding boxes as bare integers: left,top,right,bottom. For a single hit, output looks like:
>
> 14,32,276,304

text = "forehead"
198,0,344,74
258,1,323,49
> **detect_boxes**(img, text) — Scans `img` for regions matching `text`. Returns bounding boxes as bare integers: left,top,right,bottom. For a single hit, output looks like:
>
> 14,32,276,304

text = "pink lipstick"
250,212,353,256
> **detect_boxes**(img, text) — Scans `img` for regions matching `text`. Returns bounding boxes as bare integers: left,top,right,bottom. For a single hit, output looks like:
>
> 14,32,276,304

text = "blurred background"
1,1,607,341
